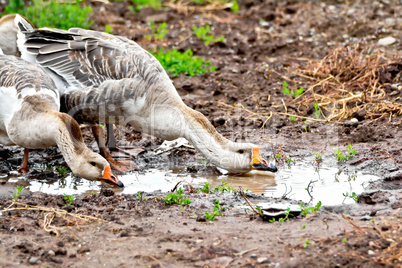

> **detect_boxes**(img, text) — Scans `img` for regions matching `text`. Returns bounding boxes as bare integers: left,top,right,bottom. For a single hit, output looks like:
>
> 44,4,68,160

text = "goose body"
0,50,123,187
14,15,277,174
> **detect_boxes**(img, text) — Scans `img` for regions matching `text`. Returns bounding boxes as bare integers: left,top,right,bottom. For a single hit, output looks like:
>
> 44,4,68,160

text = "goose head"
213,142,277,174
69,149,123,187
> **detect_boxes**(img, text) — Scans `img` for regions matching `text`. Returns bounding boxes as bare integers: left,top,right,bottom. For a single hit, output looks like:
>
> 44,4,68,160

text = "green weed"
303,239,310,248
313,102,321,119
63,194,76,206
137,192,146,201
3,0,93,29
12,185,24,201
300,201,322,217
205,200,224,221
56,166,68,177
289,116,297,123
343,191,358,203
199,182,211,193
282,81,304,98
192,24,225,45
104,24,113,34
131,0,163,11
214,180,234,193
164,187,191,205
145,21,168,40
334,144,356,162
152,48,217,77
301,224,306,230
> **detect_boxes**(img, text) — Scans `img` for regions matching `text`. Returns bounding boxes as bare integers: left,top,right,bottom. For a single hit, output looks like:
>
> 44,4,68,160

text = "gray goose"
15,15,277,174
0,48,123,187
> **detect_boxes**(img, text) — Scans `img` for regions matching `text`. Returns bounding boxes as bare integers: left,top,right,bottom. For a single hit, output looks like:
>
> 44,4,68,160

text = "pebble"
250,254,257,259
360,215,371,221
47,250,55,256
29,257,38,264
378,37,396,46
368,250,375,255
257,257,271,264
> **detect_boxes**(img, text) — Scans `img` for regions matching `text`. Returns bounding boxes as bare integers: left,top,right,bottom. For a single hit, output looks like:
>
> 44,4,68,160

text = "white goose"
14,15,277,174
0,48,123,187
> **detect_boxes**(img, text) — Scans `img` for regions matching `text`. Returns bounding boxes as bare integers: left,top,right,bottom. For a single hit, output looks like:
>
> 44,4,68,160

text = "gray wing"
22,28,167,89
0,54,58,98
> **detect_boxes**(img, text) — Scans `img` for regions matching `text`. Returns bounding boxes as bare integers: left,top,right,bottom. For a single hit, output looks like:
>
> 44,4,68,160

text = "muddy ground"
1,0,402,267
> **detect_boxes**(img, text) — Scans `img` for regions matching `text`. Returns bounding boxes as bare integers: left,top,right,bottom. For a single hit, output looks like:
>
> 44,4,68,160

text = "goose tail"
14,14,34,32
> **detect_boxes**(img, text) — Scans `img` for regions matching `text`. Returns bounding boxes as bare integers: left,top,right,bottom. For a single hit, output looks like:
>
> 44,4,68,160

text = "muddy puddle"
1,155,380,206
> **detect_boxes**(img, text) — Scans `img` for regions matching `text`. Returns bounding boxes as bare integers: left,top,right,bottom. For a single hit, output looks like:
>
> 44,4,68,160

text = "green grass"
192,24,225,45
12,185,24,201
145,21,168,40
334,144,356,162
164,187,191,205
282,81,304,98
213,180,234,193
152,48,216,77
205,200,224,221
300,201,322,217
56,165,68,177
3,0,93,29
131,0,163,11
63,194,76,206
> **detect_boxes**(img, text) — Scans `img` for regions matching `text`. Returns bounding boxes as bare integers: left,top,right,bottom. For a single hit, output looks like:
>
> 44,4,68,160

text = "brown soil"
1,0,402,267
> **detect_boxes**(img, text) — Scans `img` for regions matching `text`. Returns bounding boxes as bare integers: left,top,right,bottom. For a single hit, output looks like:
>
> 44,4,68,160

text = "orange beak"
101,166,124,187
250,148,278,172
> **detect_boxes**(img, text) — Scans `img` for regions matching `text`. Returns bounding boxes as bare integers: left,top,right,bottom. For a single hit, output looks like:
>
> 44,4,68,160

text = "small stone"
360,215,371,221
250,254,257,259
77,246,90,254
47,250,55,257
378,37,396,46
368,250,375,256
350,118,358,123
257,257,271,264
29,257,38,264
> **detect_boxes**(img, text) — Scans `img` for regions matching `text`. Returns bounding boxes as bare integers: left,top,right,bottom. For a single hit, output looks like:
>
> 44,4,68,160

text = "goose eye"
238,149,245,154
90,161,97,167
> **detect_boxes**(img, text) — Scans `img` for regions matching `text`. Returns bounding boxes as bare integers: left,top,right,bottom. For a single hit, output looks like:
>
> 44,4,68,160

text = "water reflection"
0,156,380,206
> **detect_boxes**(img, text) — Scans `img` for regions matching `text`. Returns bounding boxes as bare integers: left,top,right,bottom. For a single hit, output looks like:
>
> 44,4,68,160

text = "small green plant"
137,192,146,201
343,191,358,203
56,165,68,177
205,200,224,221
334,144,356,162
152,48,216,77
303,239,310,248
342,238,348,243
213,180,234,193
104,24,113,34
314,152,323,162
3,0,93,29
289,116,297,123
63,194,76,206
131,0,162,11
12,185,25,201
303,120,309,132
300,201,322,217
90,191,94,196
192,24,225,45
164,187,191,205
145,21,168,40
200,182,211,193
313,102,321,119
278,207,291,222
301,224,306,230
282,81,304,98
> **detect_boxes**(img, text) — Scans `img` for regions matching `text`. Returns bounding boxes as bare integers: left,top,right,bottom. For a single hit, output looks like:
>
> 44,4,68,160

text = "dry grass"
291,44,402,121
0,201,105,236
219,44,401,124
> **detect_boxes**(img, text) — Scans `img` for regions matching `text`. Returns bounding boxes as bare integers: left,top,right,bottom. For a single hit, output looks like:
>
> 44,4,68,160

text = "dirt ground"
0,0,402,267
